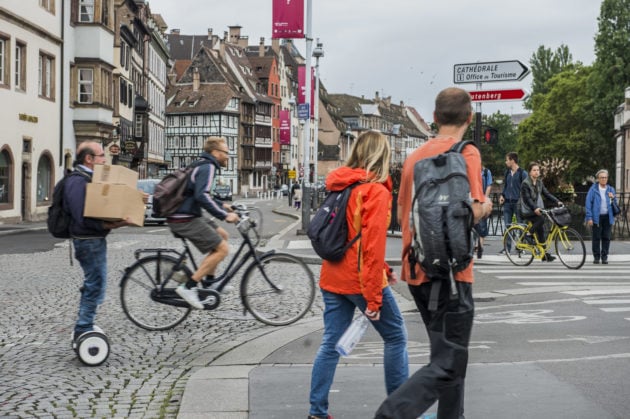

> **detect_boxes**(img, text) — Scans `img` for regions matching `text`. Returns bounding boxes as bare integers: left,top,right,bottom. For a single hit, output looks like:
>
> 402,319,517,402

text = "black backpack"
307,183,361,262
409,141,475,308
47,170,90,238
152,160,210,218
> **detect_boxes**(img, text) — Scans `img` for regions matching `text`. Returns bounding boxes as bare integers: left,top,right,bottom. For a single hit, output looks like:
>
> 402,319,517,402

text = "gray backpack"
409,141,475,308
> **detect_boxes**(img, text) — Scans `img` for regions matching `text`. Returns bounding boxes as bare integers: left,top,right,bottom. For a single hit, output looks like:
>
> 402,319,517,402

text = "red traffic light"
483,127,498,145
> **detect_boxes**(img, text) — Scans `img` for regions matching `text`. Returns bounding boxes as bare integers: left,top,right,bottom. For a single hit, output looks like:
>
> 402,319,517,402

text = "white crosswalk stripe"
475,264,630,320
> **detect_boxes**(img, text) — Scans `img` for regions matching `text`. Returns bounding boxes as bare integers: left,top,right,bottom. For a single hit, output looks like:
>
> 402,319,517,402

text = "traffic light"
483,127,498,145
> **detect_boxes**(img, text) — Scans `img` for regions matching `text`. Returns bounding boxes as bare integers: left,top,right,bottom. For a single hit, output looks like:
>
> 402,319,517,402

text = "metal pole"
301,0,313,233
474,81,482,147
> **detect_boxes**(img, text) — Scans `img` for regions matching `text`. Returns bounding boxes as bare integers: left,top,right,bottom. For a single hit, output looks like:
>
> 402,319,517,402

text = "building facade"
0,1,62,222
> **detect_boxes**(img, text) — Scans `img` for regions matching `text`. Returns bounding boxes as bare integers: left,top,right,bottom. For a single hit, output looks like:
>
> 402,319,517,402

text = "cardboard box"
84,183,145,227
92,164,138,187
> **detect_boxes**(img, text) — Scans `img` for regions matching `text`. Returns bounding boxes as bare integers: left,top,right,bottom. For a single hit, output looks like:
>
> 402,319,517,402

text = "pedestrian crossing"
476,264,630,321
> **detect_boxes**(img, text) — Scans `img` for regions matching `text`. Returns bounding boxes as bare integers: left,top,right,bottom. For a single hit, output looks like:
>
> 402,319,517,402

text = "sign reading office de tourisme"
453,60,530,84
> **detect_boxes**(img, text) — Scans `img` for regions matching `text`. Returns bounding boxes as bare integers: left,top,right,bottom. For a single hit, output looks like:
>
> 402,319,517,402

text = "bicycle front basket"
550,207,571,227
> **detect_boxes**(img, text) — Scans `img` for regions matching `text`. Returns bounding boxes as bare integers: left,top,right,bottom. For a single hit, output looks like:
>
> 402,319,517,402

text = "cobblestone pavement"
0,232,322,418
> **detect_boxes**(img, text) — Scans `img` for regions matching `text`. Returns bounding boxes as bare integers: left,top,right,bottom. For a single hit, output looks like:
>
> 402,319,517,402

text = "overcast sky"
147,0,602,122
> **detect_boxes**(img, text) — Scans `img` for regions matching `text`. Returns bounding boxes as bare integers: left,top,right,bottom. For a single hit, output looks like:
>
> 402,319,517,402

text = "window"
135,113,143,137
38,52,55,99
0,150,11,205
78,68,93,103
79,0,94,22
39,0,55,13
0,37,7,87
120,78,127,105
15,42,26,91
101,69,111,107
191,115,198,126
179,116,187,126
36,155,52,203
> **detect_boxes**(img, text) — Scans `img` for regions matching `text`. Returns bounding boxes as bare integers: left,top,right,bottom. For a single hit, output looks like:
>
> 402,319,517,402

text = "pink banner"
298,65,315,117
272,0,305,39
280,110,291,145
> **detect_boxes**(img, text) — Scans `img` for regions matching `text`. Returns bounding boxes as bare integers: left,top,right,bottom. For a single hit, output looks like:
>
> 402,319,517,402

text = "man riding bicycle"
170,137,239,309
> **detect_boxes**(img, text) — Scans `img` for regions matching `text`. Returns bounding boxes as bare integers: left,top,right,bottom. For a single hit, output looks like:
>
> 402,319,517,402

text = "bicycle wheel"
120,255,192,331
555,227,586,269
503,225,534,266
241,252,315,326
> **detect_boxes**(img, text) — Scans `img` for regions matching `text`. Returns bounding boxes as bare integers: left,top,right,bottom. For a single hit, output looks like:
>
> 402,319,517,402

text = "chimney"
228,25,241,44
375,91,380,101
207,28,213,40
259,37,265,57
192,67,200,92
167,69,176,85
272,38,280,54
400,100,404,107
223,31,228,43
170,28,180,34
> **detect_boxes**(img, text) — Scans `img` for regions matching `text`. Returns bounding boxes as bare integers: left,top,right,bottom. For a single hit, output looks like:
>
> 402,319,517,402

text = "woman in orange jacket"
308,131,409,419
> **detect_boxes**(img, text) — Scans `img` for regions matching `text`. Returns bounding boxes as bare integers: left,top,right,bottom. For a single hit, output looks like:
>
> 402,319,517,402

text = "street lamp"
312,40,324,190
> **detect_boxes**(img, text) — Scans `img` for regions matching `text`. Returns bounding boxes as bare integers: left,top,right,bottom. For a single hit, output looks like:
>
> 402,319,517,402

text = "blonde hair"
203,136,226,153
345,130,391,183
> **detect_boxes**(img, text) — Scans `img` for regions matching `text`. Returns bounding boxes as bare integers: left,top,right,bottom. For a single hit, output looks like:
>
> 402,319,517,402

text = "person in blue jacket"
585,169,618,264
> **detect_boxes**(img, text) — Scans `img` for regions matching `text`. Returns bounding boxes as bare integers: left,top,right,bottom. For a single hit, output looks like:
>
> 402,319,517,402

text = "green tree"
471,112,519,178
587,0,630,183
524,44,575,110
518,65,597,183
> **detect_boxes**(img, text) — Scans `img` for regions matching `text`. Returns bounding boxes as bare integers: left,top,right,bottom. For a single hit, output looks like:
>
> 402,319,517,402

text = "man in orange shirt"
376,87,492,419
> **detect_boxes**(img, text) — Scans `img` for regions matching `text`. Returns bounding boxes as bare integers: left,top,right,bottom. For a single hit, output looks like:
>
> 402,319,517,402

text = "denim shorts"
168,217,222,253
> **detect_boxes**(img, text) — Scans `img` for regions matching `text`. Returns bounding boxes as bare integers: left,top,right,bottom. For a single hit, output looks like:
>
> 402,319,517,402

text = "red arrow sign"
469,89,527,102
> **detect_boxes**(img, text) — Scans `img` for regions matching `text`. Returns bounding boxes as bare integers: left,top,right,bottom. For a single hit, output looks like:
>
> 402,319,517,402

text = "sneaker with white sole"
175,284,204,309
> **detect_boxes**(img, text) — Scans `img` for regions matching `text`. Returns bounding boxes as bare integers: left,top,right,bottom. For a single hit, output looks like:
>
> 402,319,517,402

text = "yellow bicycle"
502,207,586,269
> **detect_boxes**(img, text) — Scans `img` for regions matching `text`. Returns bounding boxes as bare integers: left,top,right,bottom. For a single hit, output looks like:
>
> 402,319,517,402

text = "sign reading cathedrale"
272,0,305,39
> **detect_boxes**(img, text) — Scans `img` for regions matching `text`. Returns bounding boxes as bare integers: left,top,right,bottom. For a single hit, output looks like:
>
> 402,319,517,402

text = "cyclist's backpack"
409,141,475,308
152,160,210,217
307,183,361,262
47,170,90,238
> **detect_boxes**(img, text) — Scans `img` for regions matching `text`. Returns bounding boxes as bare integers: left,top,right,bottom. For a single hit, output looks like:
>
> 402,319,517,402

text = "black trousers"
375,280,474,419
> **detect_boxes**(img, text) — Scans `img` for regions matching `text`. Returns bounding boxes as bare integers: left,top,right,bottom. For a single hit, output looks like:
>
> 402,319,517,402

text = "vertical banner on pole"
297,65,315,117
272,0,305,39
279,110,291,145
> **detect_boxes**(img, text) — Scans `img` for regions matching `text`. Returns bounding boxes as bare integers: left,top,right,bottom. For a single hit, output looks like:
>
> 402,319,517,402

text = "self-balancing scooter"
71,325,110,366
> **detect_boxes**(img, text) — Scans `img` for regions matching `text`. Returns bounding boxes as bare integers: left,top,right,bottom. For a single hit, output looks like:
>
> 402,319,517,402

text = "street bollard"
300,186,312,234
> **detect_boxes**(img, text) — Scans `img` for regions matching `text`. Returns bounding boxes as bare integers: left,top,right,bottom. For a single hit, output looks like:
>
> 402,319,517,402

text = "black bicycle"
119,205,316,330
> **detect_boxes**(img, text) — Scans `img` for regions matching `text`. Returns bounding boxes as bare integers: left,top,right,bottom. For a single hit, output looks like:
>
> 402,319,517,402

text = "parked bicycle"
120,204,316,330
502,207,586,269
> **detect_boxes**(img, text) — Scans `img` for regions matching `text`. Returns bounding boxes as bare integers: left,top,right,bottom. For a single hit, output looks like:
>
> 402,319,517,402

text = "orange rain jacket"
319,166,392,313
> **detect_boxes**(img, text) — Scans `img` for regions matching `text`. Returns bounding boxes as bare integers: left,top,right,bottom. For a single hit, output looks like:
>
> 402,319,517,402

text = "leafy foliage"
525,45,575,110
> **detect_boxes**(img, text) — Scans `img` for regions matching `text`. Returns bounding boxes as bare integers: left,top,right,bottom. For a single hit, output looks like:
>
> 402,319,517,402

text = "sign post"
453,60,530,146
469,89,528,102
453,60,530,84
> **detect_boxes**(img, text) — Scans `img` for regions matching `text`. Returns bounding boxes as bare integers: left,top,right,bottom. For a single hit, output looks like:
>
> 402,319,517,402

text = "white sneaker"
175,284,204,309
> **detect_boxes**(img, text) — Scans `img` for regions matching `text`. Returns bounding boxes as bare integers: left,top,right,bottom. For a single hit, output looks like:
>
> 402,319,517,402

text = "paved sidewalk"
1,207,627,418
177,203,628,418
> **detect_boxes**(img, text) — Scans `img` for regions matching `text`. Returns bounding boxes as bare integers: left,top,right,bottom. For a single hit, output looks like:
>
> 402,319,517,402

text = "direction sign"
454,60,529,84
469,89,528,102
297,103,310,120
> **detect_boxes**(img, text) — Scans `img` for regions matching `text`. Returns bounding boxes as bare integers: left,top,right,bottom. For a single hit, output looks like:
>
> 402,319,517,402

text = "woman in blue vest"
585,169,618,264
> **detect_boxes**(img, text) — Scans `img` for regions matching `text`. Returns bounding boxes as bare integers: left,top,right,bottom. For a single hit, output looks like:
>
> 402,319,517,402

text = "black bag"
611,199,621,217
307,183,361,262
47,170,90,238
410,141,475,280
152,160,209,218
550,207,571,227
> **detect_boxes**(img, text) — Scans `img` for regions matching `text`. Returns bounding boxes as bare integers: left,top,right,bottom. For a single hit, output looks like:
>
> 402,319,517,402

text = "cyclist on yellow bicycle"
517,161,563,262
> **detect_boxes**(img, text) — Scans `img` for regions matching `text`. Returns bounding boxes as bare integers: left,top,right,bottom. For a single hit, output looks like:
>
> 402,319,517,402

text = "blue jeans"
592,216,612,261
309,287,408,417
73,238,108,334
